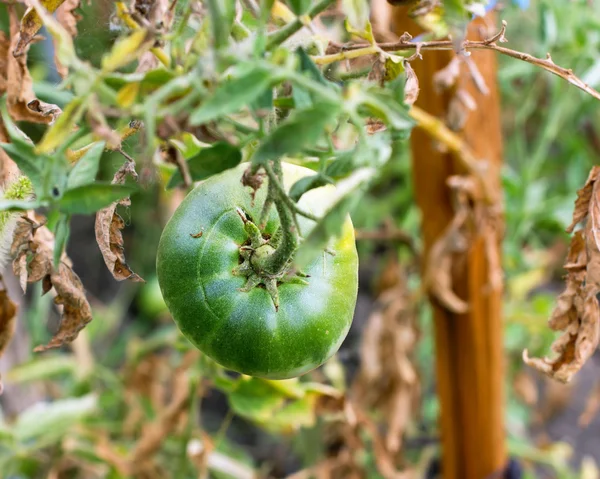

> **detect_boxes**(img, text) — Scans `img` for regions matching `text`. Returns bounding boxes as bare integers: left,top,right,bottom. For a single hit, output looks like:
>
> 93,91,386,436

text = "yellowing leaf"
36,97,87,154
102,29,151,73
116,82,140,108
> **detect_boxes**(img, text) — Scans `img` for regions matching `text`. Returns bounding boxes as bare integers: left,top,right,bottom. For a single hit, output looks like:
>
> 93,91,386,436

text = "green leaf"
53,214,70,267
67,141,106,189
342,0,373,42
289,174,332,202
167,142,243,189
295,169,374,268
13,394,97,443
288,0,311,15
206,0,236,49
7,355,77,383
296,48,327,85
252,103,339,167
190,67,280,125
0,143,43,192
57,183,135,215
228,378,284,422
0,199,39,212
358,90,413,130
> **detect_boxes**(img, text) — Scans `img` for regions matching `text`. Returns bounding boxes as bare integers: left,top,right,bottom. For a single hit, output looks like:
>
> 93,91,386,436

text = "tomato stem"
257,160,299,276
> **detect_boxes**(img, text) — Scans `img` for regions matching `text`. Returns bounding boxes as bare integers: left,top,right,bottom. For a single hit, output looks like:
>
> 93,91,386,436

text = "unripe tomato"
156,163,358,379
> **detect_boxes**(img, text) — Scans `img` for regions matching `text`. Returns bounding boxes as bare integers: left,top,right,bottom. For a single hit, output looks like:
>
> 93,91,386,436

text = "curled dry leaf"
13,0,67,57
6,6,62,124
0,276,18,395
403,60,419,106
95,160,144,282
433,57,461,92
10,215,93,351
424,178,472,314
524,167,600,383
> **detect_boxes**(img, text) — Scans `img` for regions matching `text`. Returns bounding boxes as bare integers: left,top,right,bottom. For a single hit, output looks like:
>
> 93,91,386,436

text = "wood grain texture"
391,8,506,479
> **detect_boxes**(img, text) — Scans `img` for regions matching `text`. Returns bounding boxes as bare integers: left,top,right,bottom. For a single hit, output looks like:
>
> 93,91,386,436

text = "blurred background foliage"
2,0,600,478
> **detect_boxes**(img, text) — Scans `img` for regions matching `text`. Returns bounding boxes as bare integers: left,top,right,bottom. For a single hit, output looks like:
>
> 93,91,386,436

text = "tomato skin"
156,163,358,379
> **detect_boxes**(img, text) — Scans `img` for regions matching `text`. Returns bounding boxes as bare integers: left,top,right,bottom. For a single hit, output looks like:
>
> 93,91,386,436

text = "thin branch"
320,21,600,101
266,0,335,50
262,163,320,222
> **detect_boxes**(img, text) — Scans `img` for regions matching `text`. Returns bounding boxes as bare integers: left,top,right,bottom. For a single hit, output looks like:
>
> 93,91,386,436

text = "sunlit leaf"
67,141,105,189
101,29,151,73
252,103,339,167
37,96,88,154
167,142,243,189
190,67,281,125
58,183,135,215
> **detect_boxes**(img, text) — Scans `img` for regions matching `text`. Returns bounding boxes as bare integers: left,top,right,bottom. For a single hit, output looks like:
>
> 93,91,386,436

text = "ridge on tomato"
156,162,358,379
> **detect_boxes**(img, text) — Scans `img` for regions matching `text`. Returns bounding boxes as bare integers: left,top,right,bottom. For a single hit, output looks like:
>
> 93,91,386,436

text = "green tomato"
156,162,358,379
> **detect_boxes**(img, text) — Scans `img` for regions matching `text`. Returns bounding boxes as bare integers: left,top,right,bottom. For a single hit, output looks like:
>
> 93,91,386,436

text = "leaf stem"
266,0,335,50
263,163,319,222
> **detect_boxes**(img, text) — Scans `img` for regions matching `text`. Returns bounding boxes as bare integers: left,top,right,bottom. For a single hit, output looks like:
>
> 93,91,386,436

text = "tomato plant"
157,163,358,379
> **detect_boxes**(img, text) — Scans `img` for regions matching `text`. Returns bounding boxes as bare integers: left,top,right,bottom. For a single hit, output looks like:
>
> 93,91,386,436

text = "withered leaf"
425,207,470,314
0,276,18,394
525,168,600,382
566,166,600,233
34,261,92,351
14,0,68,57
7,6,61,124
403,61,419,106
433,57,461,92
10,215,93,351
94,161,143,282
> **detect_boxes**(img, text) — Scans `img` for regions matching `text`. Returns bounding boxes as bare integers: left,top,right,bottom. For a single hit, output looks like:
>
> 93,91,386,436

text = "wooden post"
391,9,506,479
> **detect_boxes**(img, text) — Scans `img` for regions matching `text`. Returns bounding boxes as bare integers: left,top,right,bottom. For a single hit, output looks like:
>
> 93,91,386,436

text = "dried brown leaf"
403,61,419,106
433,57,461,92
0,276,17,394
567,166,600,233
352,258,419,458
14,0,67,57
34,261,93,351
524,284,600,383
425,207,470,314
10,215,93,351
7,6,61,124
128,351,198,471
95,160,143,282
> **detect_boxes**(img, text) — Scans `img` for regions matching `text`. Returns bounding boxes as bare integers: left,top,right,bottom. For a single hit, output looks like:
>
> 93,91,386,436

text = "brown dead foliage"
0,275,17,395
352,258,419,455
10,214,92,351
95,351,199,478
6,5,61,124
95,160,144,282
292,396,414,479
14,0,68,57
524,166,600,383
423,174,503,314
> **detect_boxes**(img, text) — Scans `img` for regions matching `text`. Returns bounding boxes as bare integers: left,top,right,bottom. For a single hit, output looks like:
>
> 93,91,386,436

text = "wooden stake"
391,9,506,479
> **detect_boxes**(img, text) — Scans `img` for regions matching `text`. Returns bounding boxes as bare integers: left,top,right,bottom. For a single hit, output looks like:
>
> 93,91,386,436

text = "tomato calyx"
232,208,308,311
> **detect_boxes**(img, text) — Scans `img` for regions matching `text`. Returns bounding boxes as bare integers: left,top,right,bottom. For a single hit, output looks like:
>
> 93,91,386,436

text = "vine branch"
320,20,600,101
